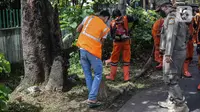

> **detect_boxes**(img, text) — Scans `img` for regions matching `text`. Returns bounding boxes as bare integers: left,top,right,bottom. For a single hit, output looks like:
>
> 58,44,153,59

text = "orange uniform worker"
106,9,138,81
192,8,200,90
76,10,110,107
151,18,164,70
194,11,200,69
183,21,195,78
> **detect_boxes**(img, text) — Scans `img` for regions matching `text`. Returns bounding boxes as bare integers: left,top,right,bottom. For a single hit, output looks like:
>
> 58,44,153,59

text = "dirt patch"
7,65,163,112
5,48,165,112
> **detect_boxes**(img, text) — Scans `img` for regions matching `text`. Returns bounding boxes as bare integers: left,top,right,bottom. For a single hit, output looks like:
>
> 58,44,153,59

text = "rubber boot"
123,66,130,81
156,63,163,70
106,66,117,81
183,60,192,78
198,84,200,91
184,71,192,78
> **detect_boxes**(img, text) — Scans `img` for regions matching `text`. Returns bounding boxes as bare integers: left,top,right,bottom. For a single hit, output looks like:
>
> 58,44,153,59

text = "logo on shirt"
176,6,193,22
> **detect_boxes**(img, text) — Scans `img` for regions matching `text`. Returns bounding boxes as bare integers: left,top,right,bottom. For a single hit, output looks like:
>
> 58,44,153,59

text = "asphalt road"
118,48,200,112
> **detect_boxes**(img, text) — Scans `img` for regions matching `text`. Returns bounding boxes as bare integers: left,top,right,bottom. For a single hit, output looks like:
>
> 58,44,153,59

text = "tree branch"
81,0,86,9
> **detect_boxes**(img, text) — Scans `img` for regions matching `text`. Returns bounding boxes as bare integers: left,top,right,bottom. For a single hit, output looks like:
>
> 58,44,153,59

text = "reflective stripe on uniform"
82,16,102,44
82,32,102,43
100,27,109,38
110,62,118,66
123,62,130,66
103,27,108,33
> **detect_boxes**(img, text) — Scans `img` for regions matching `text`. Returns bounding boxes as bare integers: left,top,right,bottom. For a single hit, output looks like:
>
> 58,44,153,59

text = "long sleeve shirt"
160,11,189,56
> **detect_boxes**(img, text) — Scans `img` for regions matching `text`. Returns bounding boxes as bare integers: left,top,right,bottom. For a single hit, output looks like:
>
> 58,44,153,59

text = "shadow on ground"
118,51,200,112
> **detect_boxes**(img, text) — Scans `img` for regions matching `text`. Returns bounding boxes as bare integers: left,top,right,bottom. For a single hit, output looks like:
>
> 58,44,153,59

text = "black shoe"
88,101,102,108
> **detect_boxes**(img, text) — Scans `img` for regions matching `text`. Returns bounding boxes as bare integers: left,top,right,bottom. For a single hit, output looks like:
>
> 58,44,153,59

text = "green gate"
0,9,21,29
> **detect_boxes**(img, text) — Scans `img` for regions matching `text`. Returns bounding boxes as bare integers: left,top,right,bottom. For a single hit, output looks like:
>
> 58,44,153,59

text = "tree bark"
118,0,126,16
81,0,86,9
18,0,66,92
143,0,146,9
98,80,108,100
21,0,27,8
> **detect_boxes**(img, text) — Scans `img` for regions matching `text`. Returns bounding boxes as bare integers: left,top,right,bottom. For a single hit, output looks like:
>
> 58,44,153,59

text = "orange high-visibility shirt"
76,15,110,59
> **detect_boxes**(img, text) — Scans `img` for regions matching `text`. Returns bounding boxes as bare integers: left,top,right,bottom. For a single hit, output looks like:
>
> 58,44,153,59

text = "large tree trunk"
18,0,66,92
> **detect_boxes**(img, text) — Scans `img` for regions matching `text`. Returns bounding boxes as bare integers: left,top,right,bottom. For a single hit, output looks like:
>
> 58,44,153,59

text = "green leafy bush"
127,7,160,58
59,5,94,38
0,84,11,111
0,53,11,75
59,5,94,50
127,7,159,43
68,51,83,77
59,4,94,77
6,102,42,112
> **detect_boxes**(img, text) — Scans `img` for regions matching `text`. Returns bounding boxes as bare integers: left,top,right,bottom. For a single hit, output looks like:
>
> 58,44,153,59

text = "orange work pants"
154,45,163,64
153,37,163,64
110,40,131,66
183,40,194,72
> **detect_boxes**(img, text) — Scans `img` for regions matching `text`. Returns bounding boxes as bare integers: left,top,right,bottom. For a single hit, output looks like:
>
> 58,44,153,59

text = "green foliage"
6,102,42,112
99,7,158,59
127,7,159,43
68,51,83,77
129,0,140,6
59,5,94,36
58,3,94,76
0,84,11,111
86,0,118,6
0,0,18,8
126,7,160,56
0,53,11,74
102,7,160,60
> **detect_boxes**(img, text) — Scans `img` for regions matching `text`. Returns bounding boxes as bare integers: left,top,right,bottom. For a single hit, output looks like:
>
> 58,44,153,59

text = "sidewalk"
118,51,200,112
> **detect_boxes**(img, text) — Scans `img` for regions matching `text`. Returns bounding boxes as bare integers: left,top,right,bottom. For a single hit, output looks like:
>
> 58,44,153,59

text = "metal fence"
0,28,22,63
0,9,21,29
0,9,22,63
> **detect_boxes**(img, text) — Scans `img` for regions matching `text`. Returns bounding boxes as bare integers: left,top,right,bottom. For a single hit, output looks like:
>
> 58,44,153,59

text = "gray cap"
154,0,171,11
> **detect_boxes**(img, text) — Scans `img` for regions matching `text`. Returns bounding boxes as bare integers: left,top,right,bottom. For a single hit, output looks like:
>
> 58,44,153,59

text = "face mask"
159,10,167,17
